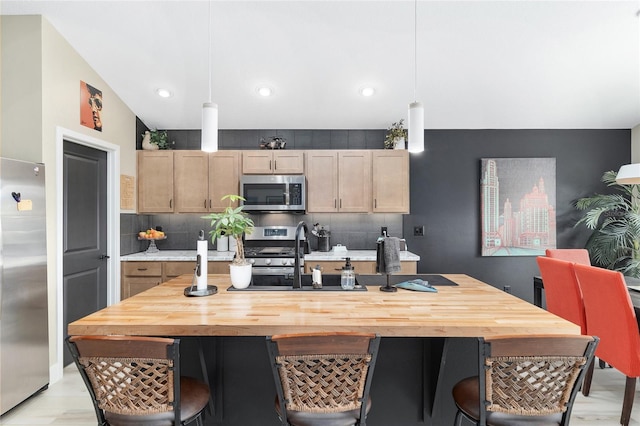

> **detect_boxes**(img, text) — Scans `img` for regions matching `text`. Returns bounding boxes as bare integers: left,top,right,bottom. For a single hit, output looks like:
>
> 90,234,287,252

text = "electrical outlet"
381,226,388,236
414,225,425,237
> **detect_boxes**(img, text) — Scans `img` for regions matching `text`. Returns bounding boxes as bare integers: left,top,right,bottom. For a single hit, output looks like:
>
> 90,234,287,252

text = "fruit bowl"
138,232,167,253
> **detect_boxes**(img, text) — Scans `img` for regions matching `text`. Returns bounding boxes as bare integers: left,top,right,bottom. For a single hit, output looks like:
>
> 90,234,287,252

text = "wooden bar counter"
68,274,579,426
69,273,578,337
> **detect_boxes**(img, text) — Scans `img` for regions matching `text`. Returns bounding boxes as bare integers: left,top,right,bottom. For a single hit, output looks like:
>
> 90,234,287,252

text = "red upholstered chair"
573,264,640,426
536,256,587,334
545,248,591,265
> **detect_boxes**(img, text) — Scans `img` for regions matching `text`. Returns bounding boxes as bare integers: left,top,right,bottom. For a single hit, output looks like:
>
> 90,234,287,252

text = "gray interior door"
63,141,108,366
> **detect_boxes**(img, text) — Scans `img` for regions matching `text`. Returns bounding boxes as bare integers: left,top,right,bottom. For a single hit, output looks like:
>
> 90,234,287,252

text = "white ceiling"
3,0,640,131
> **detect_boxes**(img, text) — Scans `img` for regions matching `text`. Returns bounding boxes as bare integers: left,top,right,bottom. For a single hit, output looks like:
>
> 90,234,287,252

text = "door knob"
99,254,110,260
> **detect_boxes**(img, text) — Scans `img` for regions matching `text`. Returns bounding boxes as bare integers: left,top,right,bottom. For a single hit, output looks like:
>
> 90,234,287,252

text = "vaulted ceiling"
3,1,639,131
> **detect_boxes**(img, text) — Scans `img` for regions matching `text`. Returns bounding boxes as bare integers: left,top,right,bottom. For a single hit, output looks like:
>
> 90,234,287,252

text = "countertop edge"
121,250,420,262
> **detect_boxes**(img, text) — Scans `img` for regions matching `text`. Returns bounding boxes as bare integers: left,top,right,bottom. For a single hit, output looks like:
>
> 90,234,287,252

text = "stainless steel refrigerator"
0,158,49,415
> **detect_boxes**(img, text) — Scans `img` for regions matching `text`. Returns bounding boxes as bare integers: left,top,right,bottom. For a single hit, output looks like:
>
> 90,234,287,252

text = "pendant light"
201,0,218,152
616,164,640,184
408,0,424,153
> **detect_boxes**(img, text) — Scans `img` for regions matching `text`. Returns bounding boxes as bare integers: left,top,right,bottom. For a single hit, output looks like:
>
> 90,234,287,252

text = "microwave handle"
284,191,290,205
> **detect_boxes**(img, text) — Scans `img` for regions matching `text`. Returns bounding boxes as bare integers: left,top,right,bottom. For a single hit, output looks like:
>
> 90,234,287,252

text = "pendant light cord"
413,0,417,102
208,0,212,104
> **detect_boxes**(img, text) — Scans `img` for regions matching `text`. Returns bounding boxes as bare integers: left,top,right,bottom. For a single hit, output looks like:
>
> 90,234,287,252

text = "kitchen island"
69,274,578,425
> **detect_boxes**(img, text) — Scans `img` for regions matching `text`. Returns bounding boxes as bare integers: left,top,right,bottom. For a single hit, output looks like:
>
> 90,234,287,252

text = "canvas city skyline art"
481,158,556,256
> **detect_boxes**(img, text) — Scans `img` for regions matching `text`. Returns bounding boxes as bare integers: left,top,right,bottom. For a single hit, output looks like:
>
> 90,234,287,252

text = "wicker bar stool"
266,332,381,426
452,334,598,426
66,335,210,426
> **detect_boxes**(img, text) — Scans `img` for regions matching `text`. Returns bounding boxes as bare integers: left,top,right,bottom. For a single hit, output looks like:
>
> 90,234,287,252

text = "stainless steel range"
244,226,307,277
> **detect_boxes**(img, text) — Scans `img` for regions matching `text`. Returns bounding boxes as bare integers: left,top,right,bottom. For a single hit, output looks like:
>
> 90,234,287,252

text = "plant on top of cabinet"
384,119,407,149
148,130,174,150
203,195,255,288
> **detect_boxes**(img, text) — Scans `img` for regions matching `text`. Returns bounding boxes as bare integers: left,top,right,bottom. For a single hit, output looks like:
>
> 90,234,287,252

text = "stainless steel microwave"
240,175,306,213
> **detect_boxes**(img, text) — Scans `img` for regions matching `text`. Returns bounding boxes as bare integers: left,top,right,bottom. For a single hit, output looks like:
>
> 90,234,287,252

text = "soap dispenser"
340,257,355,290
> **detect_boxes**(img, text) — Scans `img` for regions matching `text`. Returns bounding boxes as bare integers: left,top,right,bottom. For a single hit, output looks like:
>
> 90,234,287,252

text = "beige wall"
1,15,138,374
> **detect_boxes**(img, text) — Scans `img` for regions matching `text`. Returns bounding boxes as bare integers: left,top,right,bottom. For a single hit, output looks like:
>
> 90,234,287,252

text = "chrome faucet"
293,221,308,290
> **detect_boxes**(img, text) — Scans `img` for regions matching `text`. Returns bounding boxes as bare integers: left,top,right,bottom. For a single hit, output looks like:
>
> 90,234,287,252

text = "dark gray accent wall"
404,129,630,302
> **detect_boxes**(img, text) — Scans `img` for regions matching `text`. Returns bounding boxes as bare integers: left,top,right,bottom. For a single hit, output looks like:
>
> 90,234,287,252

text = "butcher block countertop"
69,274,579,338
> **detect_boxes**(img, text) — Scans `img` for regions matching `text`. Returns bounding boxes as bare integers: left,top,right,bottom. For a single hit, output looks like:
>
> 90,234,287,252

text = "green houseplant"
573,170,640,277
149,130,173,150
203,194,254,266
384,119,408,149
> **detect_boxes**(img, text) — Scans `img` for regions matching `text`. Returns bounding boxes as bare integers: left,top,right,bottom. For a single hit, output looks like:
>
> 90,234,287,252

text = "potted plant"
573,170,640,277
203,194,255,288
384,119,408,149
143,130,174,150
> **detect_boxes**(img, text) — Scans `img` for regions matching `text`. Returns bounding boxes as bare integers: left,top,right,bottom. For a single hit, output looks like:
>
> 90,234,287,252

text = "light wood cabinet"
149,151,241,214
305,151,371,213
121,260,230,299
372,150,410,213
305,260,416,275
242,151,304,174
209,151,241,210
121,261,163,299
137,151,174,213
174,151,209,213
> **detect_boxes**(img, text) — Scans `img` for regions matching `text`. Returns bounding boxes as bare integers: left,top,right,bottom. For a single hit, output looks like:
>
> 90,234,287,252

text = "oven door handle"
251,267,297,276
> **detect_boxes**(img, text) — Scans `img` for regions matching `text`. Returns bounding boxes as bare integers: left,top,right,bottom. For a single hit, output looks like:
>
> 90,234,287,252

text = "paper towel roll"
197,240,208,290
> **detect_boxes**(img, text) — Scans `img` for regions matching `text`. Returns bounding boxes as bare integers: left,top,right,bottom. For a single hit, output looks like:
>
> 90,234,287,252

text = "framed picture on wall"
480,157,556,256
80,81,103,132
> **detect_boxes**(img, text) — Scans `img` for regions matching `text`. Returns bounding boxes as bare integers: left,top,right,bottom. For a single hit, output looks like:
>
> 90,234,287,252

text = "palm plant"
573,170,640,277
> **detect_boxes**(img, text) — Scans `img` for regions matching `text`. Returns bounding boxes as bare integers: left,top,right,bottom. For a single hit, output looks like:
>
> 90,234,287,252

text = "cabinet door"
372,151,409,213
338,151,371,213
164,261,197,279
137,151,174,213
174,151,209,213
273,151,304,174
209,151,241,211
305,151,338,212
242,151,273,174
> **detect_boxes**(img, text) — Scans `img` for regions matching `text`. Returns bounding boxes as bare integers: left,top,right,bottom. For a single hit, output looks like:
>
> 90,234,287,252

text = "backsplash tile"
122,212,404,253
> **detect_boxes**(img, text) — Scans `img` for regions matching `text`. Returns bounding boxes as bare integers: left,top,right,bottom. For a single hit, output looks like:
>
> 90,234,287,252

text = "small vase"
393,137,405,150
229,263,252,289
142,131,158,150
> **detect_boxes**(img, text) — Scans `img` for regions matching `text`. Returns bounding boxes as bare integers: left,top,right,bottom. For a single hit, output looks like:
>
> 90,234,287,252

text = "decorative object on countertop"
394,279,437,292
137,227,166,253
332,244,347,254
384,119,407,150
216,234,229,252
184,230,217,297
202,194,255,288
311,223,331,252
573,170,640,278
259,136,286,149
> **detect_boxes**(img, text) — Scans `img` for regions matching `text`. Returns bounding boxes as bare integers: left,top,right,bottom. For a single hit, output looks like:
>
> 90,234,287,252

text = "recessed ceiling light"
156,88,173,98
257,87,272,97
360,87,375,97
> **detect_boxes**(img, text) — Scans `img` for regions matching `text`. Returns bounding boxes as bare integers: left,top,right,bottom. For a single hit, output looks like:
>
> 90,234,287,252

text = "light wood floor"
1,364,639,425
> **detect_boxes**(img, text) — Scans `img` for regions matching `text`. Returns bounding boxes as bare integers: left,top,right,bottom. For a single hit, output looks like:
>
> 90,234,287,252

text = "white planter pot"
229,263,252,289
393,137,405,150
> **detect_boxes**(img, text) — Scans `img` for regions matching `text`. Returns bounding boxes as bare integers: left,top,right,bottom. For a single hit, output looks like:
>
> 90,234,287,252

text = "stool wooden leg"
621,376,636,426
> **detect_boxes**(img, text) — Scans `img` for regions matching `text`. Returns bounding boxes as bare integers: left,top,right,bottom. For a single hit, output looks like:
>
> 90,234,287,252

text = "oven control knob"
265,259,272,265
282,259,290,266
249,258,255,265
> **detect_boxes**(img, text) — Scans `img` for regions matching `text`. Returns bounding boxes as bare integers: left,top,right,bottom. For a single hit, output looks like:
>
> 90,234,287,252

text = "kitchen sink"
227,274,367,291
